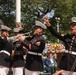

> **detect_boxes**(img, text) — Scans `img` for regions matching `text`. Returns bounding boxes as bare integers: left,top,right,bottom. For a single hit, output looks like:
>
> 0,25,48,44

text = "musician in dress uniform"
0,25,13,75
11,27,26,75
17,21,47,75
44,17,76,75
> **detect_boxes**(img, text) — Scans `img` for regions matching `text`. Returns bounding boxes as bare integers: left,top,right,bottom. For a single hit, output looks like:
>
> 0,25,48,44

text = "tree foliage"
0,0,76,42
0,0,15,28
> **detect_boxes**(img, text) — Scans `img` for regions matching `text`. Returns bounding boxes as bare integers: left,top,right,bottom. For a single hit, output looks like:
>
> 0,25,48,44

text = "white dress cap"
71,17,76,22
35,20,47,29
13,28,20,33
1,25,11,31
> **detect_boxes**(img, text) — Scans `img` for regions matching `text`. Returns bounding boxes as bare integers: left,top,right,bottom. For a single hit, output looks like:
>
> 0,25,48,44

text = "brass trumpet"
10,31,32,59
7,31,31,42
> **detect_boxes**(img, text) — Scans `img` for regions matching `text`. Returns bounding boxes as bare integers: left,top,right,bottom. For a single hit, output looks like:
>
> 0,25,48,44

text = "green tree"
0,0,15,28
1,0,76,42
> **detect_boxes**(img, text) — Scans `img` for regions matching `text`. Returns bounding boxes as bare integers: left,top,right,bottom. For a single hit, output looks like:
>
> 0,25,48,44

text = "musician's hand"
44,16,49,22
11,50,15,57
52,70,65,75
23,46,27,50
17,34,25,41
44,16,51,26
35,42,41,46
17,23,23,30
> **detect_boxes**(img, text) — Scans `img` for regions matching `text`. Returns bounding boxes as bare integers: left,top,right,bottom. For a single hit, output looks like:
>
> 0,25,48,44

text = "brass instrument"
10,31,32,59
7,31,31,42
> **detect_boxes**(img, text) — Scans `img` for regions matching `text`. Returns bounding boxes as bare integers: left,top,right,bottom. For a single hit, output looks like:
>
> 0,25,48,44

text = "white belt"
28,51,42,56
64,50,76,55
63,70,76,75
0,50,10,56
